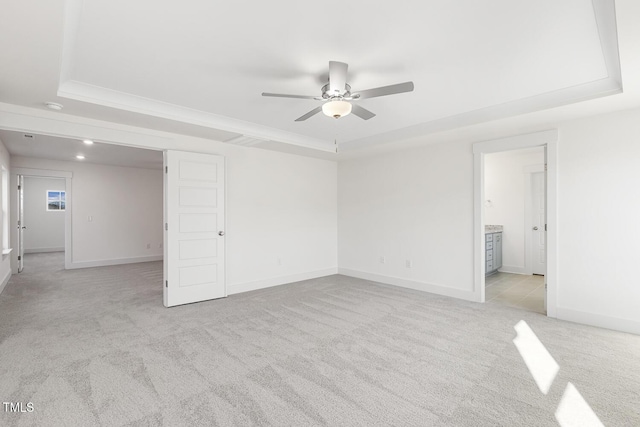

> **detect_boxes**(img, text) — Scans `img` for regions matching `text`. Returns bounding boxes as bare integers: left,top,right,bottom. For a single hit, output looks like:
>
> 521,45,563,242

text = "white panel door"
164,151,225,307
532,172,546,275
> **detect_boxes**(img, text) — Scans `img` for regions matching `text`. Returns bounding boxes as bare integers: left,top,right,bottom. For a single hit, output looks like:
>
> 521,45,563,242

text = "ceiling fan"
262,61,414,121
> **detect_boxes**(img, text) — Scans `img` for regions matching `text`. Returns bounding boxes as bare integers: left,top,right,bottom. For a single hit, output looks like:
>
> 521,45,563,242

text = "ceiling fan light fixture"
322,100,352,119
262,61,413,121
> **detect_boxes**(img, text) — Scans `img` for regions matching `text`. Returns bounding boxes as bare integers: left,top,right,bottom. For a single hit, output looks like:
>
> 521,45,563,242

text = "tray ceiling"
0,0,624,155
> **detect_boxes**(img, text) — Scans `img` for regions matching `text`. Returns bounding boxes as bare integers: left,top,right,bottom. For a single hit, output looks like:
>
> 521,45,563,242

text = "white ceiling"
0,130,163,170
0,0,637,157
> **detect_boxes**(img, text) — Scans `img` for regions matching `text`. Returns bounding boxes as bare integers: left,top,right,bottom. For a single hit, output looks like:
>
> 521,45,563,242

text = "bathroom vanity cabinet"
485,232,502,276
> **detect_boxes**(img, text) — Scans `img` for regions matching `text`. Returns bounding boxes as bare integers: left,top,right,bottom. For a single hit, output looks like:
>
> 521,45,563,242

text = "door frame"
11,168,73,271
473,129,558,317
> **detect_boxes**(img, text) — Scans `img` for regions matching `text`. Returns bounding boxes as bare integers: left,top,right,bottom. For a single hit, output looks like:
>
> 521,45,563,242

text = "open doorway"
1,128,228,308
0,129,164,280
483,147,546,314
17,175,68,273
473,130,558,318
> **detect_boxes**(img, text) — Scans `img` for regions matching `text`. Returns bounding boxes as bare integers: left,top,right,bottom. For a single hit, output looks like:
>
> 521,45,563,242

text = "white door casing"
12,168,73,272
532,172,546,275
164,150,226,307
18,175,24,273
473,129,557,318
543,146,548,312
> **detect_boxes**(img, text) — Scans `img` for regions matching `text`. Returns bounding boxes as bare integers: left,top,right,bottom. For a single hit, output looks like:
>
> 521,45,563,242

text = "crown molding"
57,80,335,153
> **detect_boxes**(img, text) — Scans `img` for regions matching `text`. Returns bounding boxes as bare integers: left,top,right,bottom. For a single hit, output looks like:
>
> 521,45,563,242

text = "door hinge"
18,256,21,261
17,185,21,190
165,166,168,173
165,223,168,231
165,280,168,288
545,224,547,231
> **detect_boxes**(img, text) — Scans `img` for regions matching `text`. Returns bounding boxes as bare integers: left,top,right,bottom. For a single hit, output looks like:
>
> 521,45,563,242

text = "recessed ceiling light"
76,155,85,160
44,102,63,111
82,139,94,145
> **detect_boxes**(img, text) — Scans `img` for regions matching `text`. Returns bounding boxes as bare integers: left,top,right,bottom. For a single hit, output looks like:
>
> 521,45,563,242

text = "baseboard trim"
228,267,338,295
25,247,65,254
338,268,477,302
556,307,640,336
69,255,163,269
0,268,11,296
498,265,528,275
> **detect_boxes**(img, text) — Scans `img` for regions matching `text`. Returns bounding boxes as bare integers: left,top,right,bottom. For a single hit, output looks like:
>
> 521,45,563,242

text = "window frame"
46,190,66,211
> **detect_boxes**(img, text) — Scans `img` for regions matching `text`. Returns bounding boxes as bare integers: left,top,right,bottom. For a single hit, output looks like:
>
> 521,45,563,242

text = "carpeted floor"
0,253,639,426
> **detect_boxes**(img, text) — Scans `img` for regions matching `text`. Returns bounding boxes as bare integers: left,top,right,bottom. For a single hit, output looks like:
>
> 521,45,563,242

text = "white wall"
12,157,163,267
226,147,338,293
339,107,640,334
0,137,11,294
338,140,476,300
485,148,544,273
556,108,640,334
23,177,66,253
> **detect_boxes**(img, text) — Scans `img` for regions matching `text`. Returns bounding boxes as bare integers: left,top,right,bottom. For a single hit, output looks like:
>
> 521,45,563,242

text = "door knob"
218,231,225,236
533,226,538,230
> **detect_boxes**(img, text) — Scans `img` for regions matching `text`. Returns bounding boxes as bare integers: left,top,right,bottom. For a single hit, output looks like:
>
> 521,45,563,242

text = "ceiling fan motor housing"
322,83,352,100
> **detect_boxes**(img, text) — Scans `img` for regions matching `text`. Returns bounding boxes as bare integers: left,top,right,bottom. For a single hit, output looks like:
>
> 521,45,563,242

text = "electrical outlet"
379,256,385,264
406,259,413,268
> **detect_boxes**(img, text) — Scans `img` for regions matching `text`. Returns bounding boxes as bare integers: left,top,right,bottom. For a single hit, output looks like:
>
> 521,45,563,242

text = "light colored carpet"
0,253,639,426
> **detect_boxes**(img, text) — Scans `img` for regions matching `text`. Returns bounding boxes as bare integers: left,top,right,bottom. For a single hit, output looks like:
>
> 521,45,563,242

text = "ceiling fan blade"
295,106,323,122
351,104,376,120
328,61,348,95
262,92,318,100
353,81,414,99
